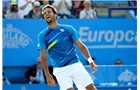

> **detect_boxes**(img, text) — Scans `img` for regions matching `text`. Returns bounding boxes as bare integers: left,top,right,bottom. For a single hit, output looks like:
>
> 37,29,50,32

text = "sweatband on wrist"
87,57,94,63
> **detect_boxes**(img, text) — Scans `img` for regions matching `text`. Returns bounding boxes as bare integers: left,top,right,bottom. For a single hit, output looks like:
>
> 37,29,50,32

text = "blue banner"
2,19,137,66
85,65,137,85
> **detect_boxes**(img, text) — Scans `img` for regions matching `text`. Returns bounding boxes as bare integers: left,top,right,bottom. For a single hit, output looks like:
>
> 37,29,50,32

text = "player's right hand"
89,62,97,73
46,74,55,86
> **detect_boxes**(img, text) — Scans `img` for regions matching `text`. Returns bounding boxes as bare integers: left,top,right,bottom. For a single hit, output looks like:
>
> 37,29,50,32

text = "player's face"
43,8,56,23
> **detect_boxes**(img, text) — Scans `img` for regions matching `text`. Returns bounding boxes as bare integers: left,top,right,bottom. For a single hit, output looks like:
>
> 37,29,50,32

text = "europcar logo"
79,27,137,48
117,70,137,82
3,24,33,48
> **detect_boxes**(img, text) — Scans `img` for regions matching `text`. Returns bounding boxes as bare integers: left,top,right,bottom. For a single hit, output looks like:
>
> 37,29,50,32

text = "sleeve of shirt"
18,0,24,8
37,32,46,50
67,25,81,42
66,0,72,6
52,0,60,6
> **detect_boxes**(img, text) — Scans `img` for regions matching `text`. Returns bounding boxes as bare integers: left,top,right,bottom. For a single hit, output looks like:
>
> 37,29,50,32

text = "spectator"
79,0,95,19
53,0,75,18
3,72,11,85
24,57,56,84
2,0,10,18
40,0,54,11
93,6,98,18
27,1,43,18
18,0,35,18
73,0,84,18
6,0,23,19
115,59,122,65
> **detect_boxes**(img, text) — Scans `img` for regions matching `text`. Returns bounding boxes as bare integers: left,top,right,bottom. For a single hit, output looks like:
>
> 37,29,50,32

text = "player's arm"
67,25,96,72
74,39,95,64
40,49,50,75
75,39,90,59
37,32,55,86
56,0,63,10
37,32,50,75
67,25,95,65
64,0,72,10
39,50,55,86
75,39,97,73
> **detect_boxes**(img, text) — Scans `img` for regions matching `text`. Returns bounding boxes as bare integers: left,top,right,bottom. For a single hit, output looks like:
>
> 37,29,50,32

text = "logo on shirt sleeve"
60,29,65,32
38,44,40,47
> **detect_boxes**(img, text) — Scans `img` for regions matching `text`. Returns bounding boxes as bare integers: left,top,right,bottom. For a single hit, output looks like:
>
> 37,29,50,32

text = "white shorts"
53,62,93,90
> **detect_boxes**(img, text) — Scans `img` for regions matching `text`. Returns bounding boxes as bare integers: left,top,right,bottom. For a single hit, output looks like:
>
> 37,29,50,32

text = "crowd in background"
2,0,98,19
2,0,137,19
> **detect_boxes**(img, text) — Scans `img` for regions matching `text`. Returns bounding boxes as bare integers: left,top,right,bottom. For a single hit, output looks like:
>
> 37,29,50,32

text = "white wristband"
87,57,94,63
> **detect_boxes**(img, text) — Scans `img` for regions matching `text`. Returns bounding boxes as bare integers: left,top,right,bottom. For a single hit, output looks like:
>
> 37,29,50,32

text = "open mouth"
47,16,51,19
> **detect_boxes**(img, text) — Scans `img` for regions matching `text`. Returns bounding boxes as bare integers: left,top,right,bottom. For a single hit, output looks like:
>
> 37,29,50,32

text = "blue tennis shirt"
37,24,81,67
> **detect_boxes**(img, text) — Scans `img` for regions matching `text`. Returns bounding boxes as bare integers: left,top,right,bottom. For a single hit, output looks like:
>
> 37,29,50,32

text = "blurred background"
2,0,137,90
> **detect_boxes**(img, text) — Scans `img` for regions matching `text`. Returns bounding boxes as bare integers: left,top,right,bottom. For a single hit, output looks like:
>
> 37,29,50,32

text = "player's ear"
54,14,57,17
54,14,57,19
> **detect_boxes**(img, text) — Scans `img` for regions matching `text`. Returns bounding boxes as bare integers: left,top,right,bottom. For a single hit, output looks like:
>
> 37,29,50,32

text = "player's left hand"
89,62,97,73
45,74,55,86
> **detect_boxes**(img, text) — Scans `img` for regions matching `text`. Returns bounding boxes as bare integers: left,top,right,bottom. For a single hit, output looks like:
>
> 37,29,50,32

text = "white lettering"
22,39,29,46
3,42,18,48
79,27,136,48
104,30,114,42
3,33,8,40
18,35,25,43
98,30,105,42
9,32,12,40
125,30,134,42
114,30,124,46
135,31,137,42
12,33,18,41
3,24,33,49
88,30,98,42
79,27,89,42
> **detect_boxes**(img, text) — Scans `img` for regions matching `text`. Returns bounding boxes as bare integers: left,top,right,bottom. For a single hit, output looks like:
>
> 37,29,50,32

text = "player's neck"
48,21,58,28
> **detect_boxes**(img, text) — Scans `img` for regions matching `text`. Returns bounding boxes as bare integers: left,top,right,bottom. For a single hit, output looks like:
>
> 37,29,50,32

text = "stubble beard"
47,16,55,25
46,18,52,24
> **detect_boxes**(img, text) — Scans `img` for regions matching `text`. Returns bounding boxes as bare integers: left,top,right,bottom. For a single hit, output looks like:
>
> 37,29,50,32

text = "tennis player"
37,4,97,90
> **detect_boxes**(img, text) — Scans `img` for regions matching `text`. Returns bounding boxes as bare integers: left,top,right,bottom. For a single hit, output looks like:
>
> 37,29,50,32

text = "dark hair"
10,4,18,12
42,4,58,15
